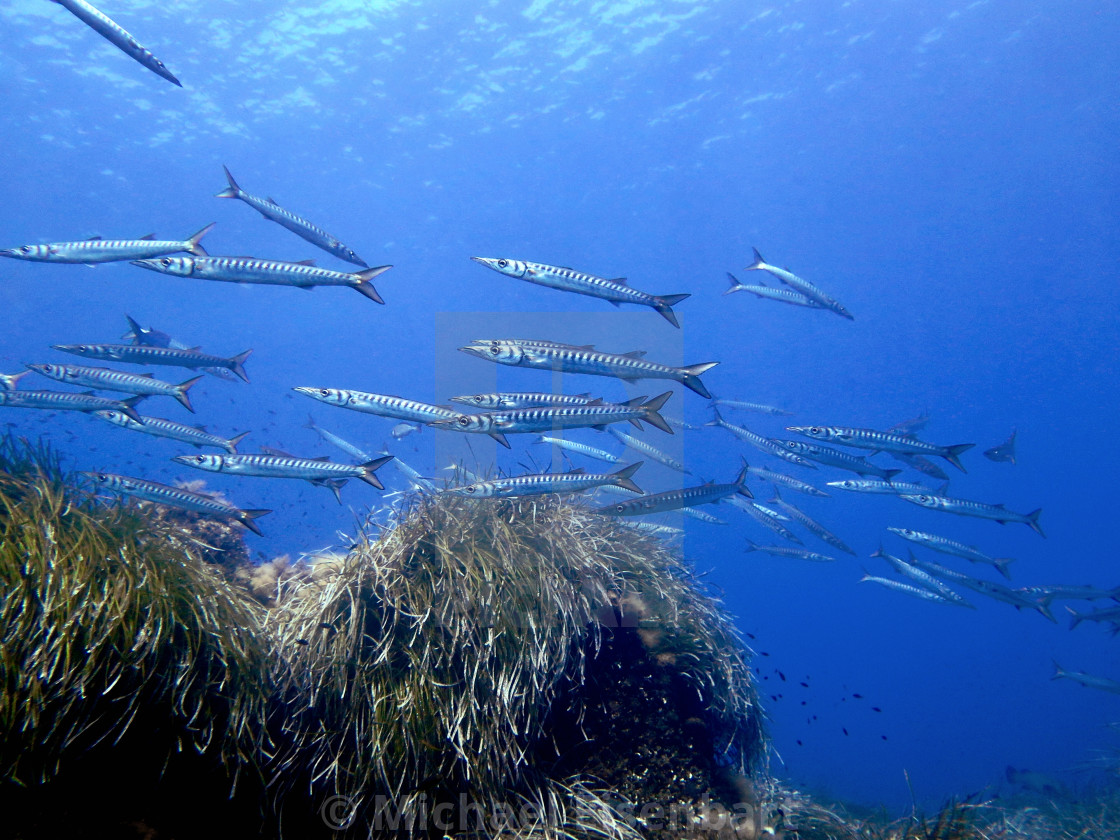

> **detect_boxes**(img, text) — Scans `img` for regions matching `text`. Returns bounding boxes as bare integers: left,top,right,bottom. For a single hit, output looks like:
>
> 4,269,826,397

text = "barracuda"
870,545,974,608
470,257,689,327
744,465,828,497
826,478,941,496
706,408,817,468
303,416,371,462
461,339,718,399
710,398,794,417
900,492,1045,537
1052,664,1120,695
379,448,438,494
449,392,595,410
83,471,269,535
789,424,974,473
745,248,853,320
173,452,394,493
294,388,462,424
94,409,248,453
885,527,1015,579
859,574,957,604
723,272,826,308
131,256,390,303
535,436,622,464
908,552,1054,620
768,489,855,555
608,427,689,474
776,439,901,479
744,539,832,562
216,167,367,267
53,343,252,382
446,462,643,498
122,315,239,382
593,463,751,516
731,500,803,544
0,388,144,423
27,363,201,412
433,393,673,449
1,223,212,264
48,0,181,86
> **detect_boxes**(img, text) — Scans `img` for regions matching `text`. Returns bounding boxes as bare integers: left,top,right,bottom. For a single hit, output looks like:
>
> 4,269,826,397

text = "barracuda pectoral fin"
608,301,621,308
139,234,156,241
311,478,347,504
489,432,510,448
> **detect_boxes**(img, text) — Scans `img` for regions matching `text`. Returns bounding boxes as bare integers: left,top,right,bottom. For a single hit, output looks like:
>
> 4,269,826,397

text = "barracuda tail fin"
216,165,241,199
744,538,759,553
723,273,745,296
225,431,249,454
943,442,975,473
734,459,753,498
187,222,216,257
746,248,766,271
227,350,253,383
652,293,689,328
173,375,203,412
993,557,1015,580
705,404,724,427
641,391,674,434
609,461,643,494
1,370,30,390
123,314,144,343
882,468,903,480
1026,508,1045,538
679,362,718,399
237,508,271,536
358,455,394,490
1067,606,1086,631
119,396,146,424
353,265,392,304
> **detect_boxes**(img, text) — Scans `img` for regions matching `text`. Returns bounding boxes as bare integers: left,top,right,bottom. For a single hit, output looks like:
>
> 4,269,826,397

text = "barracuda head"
293,386,352,408
458,341,525,366
173,453,224,472
131,256,197,276
432,413,496,434
470,256,528,278
445,482,495,498
788,425,827,439
26,363,63,378
0,243,56,260
448,394,500,409
92,409,132,427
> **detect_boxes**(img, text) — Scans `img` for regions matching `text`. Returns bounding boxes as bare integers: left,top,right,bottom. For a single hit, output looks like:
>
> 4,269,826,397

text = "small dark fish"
983,429,1017,464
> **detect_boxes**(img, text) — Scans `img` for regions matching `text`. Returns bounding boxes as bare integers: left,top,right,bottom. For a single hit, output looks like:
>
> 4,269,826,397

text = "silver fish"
216,167,367,267
94,409,247,453
446,462,643,498
294,388,461,425
27,363,201,412
432,393,673,449
48,0,181,86
1052,664,1120,695
870,545,974,608
723,272,825,309
470,257,689,327
900,493,1045,538
593,464,751,516
777,439,901,479
82,472,269,535
378,448,437,493
885,527,1014,579
706,408,817,468
0,388,144,423
906,553,1054,620
746,248,853,320
710,398,794,416
826,478,941,496
122,314,238,382
1,224,212,264
728,498,803,545
859,574,957,605
890,451,949,481
744,538,832,562
984,429,1017,465
745,465,828,497
461,339,718,399
535,436,621,464
131,256,390,303
1066,604,1120,632
788,425,974,473
53,343,251,382
173,452,393,492
449,391,594,410
608,427,689,474
303,416,371,462
769,489,855,555
1018,584,1120,606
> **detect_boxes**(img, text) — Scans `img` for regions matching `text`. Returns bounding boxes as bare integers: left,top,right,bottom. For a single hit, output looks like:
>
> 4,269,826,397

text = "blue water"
2,0,1117,812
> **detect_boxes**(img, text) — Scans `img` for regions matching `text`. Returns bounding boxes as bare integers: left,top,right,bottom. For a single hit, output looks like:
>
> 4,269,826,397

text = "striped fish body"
724,273,825,308
49,0,181,86
294,388,461,424
769,492,855,555
216,167,367,266
746,248,853,320
594,466,751,516
950,577,1054,620
665,416,701,431
608,427,689,473
890,451,949,480
536,436,621,464
744,539,833,562
449,392,594,410
461,340,718,399
471,257,689,327
94,410,247,453
2,224,212,263
28,363,201,411
83,472,268,535
304,418,371,462
711,398,794,416
725,497,803,544
900,493,1045,537
789,425,974,472
0,388,144,422
1052,666,1120,695
380,451,438,493
706,410,816,468
860,574,956,604
826,478,935,495
53,343,251,382
778,439,900,479
173,453,393,490
871,547,973,608
447,462,642,498
123,315,238,382
434,393,673,447
746,466,827,496
131,256,390,303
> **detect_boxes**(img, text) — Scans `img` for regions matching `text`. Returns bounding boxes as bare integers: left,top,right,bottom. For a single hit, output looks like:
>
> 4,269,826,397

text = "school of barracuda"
1,0,1115,697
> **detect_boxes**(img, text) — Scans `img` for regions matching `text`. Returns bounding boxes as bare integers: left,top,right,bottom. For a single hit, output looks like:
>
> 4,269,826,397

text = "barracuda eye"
20,246,32,254
810,427,821,434
465,485,477,494
497,259,508,268
319,389,330,397
457,417,470,426
160,258,173,267
615,504,625,513
489,345,500,356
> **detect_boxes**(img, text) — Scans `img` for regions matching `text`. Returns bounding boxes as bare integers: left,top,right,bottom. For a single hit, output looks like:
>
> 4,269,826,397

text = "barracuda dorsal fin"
294,259,317,266
621,350,647,359
266,197,280,205
261,446,295,458
140,234,156,241
86,236,103,241
610,277,629,285
565,468,587,475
